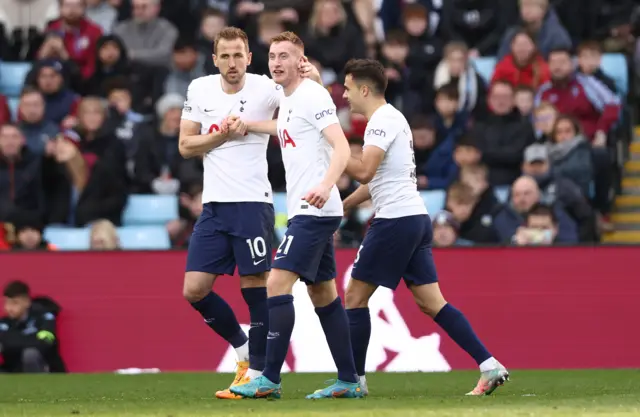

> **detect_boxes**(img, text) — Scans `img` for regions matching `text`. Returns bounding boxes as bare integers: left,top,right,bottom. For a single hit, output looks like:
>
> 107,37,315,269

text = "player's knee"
183,272,215,303
410,283,447,318
307,280,338,308
344,286,369,309
240,273,268,289
266,269,296,297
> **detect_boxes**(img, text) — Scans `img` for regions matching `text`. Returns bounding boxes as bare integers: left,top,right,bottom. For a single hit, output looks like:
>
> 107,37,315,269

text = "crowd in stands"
0,0,638,251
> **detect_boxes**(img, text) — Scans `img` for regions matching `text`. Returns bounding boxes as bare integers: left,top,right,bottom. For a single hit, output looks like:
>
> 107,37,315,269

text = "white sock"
235,340,250,363
358,375,367,385
479,357,498,372
246,368,262,380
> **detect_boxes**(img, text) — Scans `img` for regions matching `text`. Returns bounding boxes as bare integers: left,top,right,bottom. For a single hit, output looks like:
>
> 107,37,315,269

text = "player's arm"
345,145,385,184
322,123,351,188
246,119,278,137
342,184,371,211
178,119,230,158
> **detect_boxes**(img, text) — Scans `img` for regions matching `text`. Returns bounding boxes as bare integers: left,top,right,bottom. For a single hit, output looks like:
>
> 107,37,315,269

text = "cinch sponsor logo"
367,128,386,137
315,109,334,120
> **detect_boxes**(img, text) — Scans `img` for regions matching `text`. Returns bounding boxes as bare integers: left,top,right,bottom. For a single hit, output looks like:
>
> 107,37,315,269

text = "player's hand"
227,116,248,137
303,183,331,209
299,56,320,81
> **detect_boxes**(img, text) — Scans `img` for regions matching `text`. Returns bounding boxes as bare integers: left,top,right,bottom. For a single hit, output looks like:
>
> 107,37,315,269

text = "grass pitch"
1,370,640,416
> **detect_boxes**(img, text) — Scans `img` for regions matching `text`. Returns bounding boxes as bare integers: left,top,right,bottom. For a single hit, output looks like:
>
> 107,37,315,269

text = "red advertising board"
2,247,640,373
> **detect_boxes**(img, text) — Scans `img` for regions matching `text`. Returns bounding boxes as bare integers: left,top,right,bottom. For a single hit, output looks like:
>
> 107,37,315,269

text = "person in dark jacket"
43,97,128,227
493,175,578,243
17,87,60,156
548,114,594,197
473,80,535,186
0,281,66,373
513,203,561,245
440,0,507,57
445,181,499,244
457,164,501,243
498,0,572,60
8,211,57,251
83,34,163,114
522,143,597,241
0,124,43,222
196,8,226,75
576,40,618,94
418,83,467,190
29,60,80,129
249,11,285,77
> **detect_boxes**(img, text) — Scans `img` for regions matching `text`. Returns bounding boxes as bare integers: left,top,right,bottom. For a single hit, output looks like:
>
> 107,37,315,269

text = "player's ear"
246,51,252,66
212,54,219,69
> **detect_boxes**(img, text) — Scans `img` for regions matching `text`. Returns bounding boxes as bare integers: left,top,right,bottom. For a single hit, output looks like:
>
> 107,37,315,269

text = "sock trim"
315,297,341,316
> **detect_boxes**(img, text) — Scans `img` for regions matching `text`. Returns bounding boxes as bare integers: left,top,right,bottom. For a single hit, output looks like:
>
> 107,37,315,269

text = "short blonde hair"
270,31,305,52
90,219,120,250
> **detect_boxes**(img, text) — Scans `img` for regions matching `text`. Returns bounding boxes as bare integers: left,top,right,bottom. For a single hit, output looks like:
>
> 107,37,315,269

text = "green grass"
1,371,640,416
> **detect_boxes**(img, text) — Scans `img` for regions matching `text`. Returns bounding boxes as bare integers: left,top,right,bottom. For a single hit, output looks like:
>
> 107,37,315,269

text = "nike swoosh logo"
204,109,214,112
332,388,350,397
274,255,286,260
253,259,265,266
255,388,276,397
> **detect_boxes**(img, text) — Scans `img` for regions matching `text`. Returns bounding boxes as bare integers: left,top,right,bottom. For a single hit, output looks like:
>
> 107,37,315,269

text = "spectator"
113,0,179,68
0,94,11,124
535,47,621,140
167,185,203,249
378,30,409,107
197,8,226,75
532,100,558,142
434,41,487,118
576,40,618,93
473,80,535,186
493,175,578,243
498,0,572,60
17,87,60,156
89,219,120,250
431,210,473,248
132,93,183,194
86,0,118,34
513,203,560,245
418,83,466,190
0,124,44,222
84,35,162,114
0,281,66,373
402,3,443,118
8,212,56,251
164,38,206,97
548,114,594,197
491,29,551,90
591,0,635,52
440,0,506,57
44,97,128,226
522,143,597,241
410,116,436,174
457,165,501,243
453,133,482,169
249,12,284,77
515,85,535,116
30,60,80,129
445,181,498,244
47,0,103,79
304,0,366,75
0,0,59,60
32,32,84,93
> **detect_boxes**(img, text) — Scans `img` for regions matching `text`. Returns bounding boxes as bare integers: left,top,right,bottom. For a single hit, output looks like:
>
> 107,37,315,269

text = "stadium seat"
601,54,627,96
122,194,178,226
471,57,496,84
7,97,18,120
420,190,446,215
117,226,171,250
0,62,32,97
494,186,510,204
43,227,90,250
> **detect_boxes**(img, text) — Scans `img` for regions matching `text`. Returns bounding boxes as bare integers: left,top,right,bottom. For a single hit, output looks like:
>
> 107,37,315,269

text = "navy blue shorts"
272,215,341,285
351,214,438,289
186,202,275,276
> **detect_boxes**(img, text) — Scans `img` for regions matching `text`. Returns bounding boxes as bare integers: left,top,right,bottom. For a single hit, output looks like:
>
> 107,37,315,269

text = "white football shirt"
181,73,282,204
364,104,427,218
276,79,343,219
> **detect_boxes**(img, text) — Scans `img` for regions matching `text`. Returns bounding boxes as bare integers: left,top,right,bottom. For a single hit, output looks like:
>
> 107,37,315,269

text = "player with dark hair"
340,58,509,396
178,27,321,399
230,31,362,400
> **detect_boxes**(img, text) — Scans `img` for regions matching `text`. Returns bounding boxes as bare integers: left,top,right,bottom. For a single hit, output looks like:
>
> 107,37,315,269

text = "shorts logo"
314,109,334,120
366,128,386,137
183,101,192,112
274,255,286,260
253,259,266,266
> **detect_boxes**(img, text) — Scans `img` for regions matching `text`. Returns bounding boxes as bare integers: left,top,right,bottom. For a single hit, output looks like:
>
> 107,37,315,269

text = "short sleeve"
181,80,204,123
306,83,340,132
263,75,284,111
363,116,398,152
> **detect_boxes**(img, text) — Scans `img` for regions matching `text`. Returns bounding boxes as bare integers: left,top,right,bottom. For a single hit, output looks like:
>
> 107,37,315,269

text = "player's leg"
404,216,508,395
305,228,362,399
239,274,268,379
344,278,377,395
